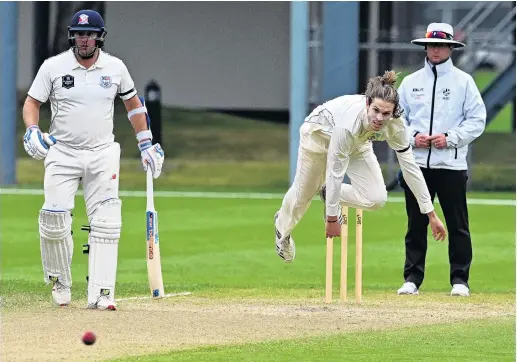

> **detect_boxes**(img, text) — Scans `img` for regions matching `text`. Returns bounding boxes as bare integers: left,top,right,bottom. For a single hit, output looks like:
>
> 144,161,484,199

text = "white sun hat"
411,22,466,48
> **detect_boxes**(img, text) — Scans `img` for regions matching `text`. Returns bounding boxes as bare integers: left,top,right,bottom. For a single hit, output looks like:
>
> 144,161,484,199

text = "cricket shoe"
397,282,419,295
51,280,71,306
274,212,295,263
88,296,117,311
97,296,117,310
318,185,344,224
450,284,470,297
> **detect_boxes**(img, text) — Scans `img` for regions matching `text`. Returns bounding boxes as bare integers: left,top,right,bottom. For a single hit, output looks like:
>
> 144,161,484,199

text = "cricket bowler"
274,71,447,262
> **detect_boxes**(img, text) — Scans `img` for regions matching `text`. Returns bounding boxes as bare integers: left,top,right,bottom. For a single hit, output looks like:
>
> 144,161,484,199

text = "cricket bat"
146,168,165,298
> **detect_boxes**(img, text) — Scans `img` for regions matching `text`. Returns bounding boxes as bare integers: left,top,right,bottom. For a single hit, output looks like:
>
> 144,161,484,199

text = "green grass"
11,128,516,193
114,317,515,362
469,70,514,133
16,103,289,164
11,69,514,193
0,192,514,360
2,192,514,300
10,68,514,193
7,65,514,360
12,158,291,193
14,70,511,166
1,190,515,360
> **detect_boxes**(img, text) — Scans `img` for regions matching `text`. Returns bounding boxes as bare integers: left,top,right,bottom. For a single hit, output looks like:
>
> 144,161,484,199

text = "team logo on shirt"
365,132,382,142
62,74,75,89
100,76,112,88
442,88,450,100
78,14,89,25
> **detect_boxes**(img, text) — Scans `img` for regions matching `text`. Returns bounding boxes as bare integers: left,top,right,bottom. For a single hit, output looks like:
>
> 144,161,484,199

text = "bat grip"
146,168,155,210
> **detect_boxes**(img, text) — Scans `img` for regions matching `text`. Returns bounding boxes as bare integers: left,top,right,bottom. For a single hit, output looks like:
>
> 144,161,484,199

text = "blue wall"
289,2,359,184
0,2,18,185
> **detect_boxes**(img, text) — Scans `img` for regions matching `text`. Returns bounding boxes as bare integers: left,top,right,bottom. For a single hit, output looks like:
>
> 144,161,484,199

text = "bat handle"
146,168,154,210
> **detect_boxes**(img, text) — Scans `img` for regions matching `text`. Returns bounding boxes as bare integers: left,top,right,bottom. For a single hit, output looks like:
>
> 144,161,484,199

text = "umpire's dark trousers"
398,168,472,288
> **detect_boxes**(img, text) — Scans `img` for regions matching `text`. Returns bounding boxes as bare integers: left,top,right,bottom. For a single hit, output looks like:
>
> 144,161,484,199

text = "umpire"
396,23,486,297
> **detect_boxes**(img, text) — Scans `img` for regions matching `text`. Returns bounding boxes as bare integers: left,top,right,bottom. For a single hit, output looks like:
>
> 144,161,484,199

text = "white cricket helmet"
411,23,465,48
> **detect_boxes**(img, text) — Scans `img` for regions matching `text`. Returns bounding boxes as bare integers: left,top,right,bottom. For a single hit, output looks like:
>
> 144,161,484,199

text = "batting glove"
138,140,165,179
23,126,56,160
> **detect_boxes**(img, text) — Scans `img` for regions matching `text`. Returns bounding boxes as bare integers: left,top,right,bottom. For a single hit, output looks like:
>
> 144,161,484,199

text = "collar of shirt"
359,108,369,134
424,57,453,77
70,49,106,70
358,108,375,139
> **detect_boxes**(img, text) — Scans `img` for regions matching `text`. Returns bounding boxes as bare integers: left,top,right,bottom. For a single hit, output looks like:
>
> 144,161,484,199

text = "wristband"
138,140,152,152
136,130,153,142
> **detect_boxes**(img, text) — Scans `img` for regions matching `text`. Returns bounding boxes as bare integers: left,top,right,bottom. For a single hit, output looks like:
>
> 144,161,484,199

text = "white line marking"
0,188,515,206
118,291,192,301
387,196,516,206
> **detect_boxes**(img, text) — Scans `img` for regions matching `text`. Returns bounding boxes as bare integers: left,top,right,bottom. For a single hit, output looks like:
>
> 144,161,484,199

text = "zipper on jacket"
426,66,438,168
455,148,458,159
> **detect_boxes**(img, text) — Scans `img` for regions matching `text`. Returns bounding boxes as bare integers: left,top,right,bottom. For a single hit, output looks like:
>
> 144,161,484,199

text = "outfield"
4,67,515,361
1,190,514,361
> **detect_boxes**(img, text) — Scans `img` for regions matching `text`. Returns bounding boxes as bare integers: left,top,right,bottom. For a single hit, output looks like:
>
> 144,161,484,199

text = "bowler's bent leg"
82,143,121,310
338,149,387,211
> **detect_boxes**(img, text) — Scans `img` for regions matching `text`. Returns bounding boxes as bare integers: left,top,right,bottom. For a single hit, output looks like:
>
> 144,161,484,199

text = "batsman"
22,10,164,310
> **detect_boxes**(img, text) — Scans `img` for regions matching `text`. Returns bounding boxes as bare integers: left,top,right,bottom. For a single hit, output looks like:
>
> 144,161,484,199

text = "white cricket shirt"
306,94,434,216
28,49,138,149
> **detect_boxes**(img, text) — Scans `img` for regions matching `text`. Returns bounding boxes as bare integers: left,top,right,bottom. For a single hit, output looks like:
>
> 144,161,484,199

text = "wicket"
325,207,363,304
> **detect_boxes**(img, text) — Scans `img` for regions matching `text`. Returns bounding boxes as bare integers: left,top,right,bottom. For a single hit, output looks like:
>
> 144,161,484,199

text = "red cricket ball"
82,331,96,345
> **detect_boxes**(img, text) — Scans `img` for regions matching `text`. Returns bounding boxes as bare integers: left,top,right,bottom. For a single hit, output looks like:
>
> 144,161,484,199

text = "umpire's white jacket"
397,58,486,170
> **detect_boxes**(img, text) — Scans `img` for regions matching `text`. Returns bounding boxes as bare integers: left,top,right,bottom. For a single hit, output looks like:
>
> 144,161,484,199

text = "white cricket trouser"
276,123,387,238
43,142,121,217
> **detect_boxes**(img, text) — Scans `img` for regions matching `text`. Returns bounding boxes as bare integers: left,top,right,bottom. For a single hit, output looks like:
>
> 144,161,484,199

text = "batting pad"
87,199,122,305
39,210,74,288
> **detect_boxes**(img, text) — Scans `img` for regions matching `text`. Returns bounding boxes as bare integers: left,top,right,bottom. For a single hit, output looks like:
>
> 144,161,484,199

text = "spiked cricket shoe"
52,281,71,306
274,212,295,262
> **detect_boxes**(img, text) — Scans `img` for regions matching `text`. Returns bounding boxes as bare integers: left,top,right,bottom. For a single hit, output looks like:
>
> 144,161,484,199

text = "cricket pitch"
1,294,513,361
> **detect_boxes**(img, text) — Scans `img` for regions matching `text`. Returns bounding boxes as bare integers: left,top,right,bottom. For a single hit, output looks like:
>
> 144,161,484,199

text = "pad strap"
39,210,72,240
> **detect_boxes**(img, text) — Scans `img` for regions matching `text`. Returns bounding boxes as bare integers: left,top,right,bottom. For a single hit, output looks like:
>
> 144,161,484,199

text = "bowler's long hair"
364,70,403,118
